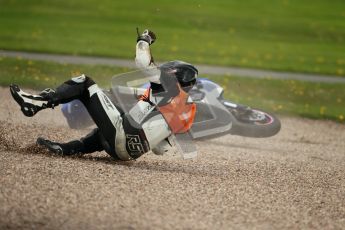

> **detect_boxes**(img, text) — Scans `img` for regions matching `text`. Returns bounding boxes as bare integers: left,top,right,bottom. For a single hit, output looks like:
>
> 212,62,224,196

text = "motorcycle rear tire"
230,109,281,138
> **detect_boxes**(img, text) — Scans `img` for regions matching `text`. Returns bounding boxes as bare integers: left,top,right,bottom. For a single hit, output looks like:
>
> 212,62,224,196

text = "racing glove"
137,29,156,45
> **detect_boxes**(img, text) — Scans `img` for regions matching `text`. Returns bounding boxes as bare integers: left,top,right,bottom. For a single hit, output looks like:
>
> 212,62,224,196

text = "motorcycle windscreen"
188,79,233,139
111,67,160,113
111,67,198,158
112,68,196,133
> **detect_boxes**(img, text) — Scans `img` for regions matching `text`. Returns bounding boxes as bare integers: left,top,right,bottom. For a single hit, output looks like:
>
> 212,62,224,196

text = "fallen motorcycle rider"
10,29,198,160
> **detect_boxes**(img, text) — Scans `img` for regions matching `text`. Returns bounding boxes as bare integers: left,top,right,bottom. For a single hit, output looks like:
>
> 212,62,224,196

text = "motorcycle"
61,68,281,157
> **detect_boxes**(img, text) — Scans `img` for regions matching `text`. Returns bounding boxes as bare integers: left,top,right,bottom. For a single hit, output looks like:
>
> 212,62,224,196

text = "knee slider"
71,74,96,88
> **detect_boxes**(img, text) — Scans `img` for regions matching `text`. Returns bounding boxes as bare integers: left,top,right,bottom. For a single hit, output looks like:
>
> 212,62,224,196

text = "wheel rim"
251,110,274,125
235,109,274,125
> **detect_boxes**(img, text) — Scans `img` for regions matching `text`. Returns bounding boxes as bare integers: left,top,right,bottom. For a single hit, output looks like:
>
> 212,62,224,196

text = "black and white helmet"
160,61,198,89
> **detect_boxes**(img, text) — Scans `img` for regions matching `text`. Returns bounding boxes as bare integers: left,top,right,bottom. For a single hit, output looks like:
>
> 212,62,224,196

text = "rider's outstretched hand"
137,29,156,45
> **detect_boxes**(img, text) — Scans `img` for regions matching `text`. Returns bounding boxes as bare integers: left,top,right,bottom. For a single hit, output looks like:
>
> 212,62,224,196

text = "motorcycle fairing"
62,73,234,139
188,79,233,139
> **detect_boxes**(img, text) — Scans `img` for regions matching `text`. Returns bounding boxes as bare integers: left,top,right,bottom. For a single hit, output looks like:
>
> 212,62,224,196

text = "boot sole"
37,137,63,154
10,84,37,117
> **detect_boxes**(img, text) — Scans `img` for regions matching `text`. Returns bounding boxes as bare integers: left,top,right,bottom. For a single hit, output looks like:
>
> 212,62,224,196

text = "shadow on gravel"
0,126,305,180
0,121,234,177
203,139,286,153
31,147,230,177
12,142,232,177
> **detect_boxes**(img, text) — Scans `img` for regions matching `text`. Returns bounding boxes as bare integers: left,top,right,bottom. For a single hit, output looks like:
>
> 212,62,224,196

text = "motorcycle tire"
230,109,281,138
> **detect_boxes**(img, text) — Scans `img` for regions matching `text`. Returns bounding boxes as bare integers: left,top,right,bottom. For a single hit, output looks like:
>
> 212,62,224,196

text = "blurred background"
0,0,344,121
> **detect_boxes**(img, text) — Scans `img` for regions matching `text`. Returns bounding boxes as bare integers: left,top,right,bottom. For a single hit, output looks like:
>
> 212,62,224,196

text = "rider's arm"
135,29,156,69
135,29,179,104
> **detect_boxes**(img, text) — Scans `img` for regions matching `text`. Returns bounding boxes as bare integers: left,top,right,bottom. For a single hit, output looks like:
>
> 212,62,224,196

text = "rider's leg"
50,76,172,160
10,75,93,117
10,75,127,159
11,75,175,160
9,85,56,117
37,128,107,156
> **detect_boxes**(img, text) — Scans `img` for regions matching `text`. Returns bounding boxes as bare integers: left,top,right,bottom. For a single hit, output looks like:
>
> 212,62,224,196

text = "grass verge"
208,75,345,122
1,57,344,122
0,57,129,89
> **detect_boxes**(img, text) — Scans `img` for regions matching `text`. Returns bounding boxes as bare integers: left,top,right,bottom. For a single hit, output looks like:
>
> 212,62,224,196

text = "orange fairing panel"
158,90,196,134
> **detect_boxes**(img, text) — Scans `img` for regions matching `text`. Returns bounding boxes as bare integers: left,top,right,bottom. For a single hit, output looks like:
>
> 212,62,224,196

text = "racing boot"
37,137,85,155
10,84,57,117
36,137,64,154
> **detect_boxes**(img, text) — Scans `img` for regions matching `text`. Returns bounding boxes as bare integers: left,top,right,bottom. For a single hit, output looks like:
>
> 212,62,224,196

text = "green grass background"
1,0,345,76
0,57,128,89
0,0,344,122
1,57,344,122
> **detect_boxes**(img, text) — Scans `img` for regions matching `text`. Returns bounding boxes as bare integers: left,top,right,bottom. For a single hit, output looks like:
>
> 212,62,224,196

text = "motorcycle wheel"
229,108,281,138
